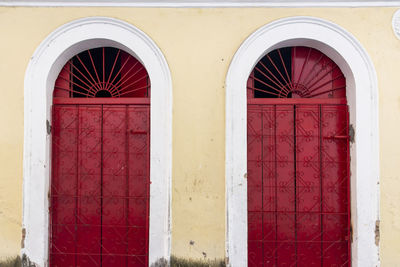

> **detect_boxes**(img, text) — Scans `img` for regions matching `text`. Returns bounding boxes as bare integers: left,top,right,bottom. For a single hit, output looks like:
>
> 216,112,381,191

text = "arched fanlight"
247,47,346,99
54,47,150,98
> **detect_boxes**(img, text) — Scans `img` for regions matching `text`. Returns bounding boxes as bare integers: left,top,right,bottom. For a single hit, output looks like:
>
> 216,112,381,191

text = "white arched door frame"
225,16,380,267
22,17,172,266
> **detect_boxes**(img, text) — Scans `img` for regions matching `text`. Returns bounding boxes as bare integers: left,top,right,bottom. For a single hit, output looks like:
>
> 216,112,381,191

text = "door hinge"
349,124,355,143
46,120,51,135
350,223,353,243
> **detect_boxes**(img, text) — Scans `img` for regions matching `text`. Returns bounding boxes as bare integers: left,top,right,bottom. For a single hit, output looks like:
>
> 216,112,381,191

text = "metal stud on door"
50,47,150,267
247,47,350,266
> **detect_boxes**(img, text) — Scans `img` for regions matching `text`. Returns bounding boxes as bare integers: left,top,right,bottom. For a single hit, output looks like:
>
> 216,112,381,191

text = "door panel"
247,104,349,266
50,104,150,267
51,105,78,267
77,106,102,266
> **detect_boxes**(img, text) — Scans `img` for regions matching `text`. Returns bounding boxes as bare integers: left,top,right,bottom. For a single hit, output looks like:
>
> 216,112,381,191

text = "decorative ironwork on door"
247,47,350,266
54,47,150,98
50,47,150,267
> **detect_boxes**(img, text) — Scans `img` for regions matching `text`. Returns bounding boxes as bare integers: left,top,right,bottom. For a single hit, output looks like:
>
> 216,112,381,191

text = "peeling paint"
22,254,38,267
225,257,229,266
21,228,26,248
150,257,168,267
375,220,380,246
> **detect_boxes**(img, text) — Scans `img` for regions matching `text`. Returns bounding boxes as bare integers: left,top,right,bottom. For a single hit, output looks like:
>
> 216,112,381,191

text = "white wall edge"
22,16,172,266
225,16,380,267
1,0,400,7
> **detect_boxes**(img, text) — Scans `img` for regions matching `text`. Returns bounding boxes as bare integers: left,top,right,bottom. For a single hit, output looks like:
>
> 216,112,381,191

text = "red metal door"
50,47,150,267
50,104,150,267
247,47,350,266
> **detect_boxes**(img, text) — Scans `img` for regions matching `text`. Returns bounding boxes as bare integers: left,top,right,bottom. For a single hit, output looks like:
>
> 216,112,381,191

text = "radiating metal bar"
255,66,290,95
293,47,312,92
253,76,289,97
278,49,293,91
54,86,92,98
87,50,102,90
104,49,121,92
69,61,99,96
265,54,291,94
106,52,133,90
118,85,149,97
251,86,286,98
55,77,96,97
110,65,143,96
102,47,105,85
301,53,324,88
261,57,291,95
306,85,345,98
112,66,145,94
116,74,149,94
76,54,102,92
304,64,338,92
302,60,333,91
62,63,98,96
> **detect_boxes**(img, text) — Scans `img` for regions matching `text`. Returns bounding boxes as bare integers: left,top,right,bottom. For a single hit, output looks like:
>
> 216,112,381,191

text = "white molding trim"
22,17,172,266
392,9,400,39
225,16,380,267
1,0,400,7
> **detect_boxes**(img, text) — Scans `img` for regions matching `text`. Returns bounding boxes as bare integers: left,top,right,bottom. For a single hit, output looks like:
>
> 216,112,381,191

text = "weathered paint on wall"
0,6,399,266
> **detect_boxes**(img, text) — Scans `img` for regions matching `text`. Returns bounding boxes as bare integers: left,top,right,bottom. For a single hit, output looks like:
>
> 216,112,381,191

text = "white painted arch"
225,16,380,267
22,17,172,266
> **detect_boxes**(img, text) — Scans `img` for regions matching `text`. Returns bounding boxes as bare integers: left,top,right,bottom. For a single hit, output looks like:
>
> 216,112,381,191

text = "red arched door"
50,47,150,267
247,47,350,266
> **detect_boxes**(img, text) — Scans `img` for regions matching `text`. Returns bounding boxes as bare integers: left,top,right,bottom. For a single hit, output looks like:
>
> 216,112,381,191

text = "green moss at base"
0,255,226,267
0,256,21,267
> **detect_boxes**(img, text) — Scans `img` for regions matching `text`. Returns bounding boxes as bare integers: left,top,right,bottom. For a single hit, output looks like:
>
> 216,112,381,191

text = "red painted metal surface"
50,47,150,267
54,47,150,99
50,105,150,267
247,47,350,266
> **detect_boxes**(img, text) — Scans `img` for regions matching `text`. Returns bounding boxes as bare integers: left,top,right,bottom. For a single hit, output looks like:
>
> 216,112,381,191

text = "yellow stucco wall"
0,6,399,266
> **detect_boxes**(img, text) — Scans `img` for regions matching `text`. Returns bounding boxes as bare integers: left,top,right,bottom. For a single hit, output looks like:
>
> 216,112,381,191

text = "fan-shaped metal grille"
247,47,346,99
54,47,150,98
